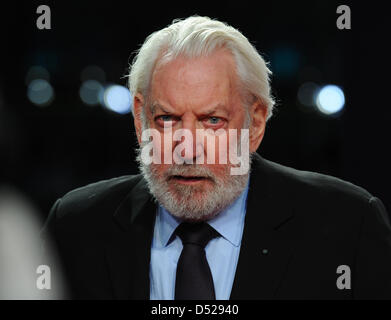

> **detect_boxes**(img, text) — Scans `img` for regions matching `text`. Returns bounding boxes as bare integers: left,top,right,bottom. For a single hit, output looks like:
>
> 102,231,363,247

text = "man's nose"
173,119,203,163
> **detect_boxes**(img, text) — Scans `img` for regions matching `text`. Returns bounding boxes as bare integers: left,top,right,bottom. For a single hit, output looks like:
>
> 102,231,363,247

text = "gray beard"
136,151,251,222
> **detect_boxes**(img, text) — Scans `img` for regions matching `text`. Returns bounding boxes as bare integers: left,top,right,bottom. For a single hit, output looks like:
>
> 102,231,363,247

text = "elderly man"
42,16,391,300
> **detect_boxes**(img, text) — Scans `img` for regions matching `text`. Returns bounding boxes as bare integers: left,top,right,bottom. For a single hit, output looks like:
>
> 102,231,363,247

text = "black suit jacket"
42,153,391,299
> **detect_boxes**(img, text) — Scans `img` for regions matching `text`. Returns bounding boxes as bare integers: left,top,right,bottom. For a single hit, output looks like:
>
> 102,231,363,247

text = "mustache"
162,164,217,181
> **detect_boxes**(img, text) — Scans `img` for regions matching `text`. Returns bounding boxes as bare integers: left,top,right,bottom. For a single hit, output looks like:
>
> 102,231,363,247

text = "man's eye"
155,115,177,128
158,115,173,122
207,117,222,124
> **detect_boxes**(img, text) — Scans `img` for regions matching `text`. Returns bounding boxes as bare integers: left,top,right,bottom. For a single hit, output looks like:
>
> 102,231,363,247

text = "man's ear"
249,99,268,153
133,93,145,145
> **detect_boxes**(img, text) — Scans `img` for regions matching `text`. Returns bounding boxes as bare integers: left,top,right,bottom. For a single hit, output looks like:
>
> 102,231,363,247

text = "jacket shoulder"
255,156,373,204
53,174,144,220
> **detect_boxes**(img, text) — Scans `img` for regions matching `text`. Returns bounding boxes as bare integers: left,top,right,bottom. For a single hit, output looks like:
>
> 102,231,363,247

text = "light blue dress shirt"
149,182,249,300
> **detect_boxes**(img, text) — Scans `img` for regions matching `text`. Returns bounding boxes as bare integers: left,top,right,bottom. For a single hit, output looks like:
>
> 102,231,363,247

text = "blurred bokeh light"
315,85,345,115
102,84,132,114
79,80,104,106
80,65,106,83
25,66,50,85
27,79,54,107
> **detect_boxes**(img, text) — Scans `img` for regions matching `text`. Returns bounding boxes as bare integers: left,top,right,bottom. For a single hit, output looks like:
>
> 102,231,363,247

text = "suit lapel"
230,154,295,299
105,176,156,299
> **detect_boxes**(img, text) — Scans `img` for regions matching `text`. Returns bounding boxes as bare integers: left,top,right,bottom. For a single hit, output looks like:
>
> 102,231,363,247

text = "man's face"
134,49,266,221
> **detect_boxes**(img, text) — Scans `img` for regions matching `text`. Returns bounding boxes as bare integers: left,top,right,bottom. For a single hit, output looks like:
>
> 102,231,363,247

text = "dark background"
1,0,389,222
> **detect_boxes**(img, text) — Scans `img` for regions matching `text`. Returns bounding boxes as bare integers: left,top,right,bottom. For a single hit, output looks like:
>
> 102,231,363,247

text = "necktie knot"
175,222,219,249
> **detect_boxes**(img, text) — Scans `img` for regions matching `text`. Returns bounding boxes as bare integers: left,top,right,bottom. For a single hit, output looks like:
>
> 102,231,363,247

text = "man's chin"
169,189,211,203
164,200,222,222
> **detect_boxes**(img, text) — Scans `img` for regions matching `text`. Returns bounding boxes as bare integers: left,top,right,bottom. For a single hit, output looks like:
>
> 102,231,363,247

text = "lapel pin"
261,249,269,255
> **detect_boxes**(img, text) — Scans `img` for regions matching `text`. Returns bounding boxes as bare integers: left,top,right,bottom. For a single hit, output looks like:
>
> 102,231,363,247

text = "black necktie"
175,222,220,300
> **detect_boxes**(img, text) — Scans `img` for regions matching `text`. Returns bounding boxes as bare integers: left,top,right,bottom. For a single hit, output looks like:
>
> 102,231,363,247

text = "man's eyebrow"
149,102,229,115
200,104,228,116
149,103,170,115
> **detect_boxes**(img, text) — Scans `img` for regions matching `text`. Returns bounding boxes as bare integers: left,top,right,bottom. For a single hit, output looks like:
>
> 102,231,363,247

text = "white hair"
128,15,275,120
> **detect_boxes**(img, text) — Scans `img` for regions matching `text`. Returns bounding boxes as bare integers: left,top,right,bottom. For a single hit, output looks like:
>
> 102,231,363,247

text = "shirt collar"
155,180,250,248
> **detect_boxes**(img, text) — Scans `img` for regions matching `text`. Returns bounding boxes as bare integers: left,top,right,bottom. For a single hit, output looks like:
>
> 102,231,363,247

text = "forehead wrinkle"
196,103,231,116
149,52,241,118
150,101,232,118
149,102,173,115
